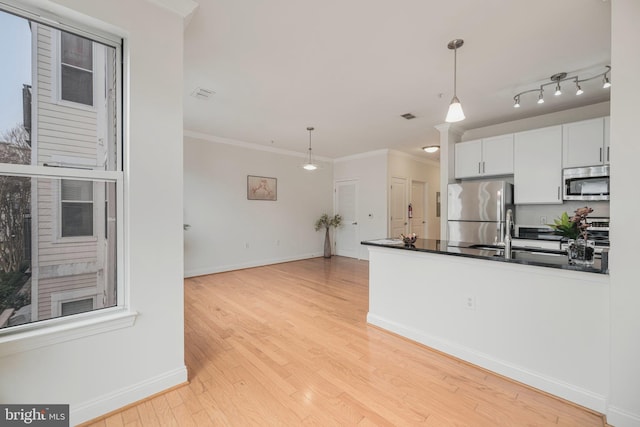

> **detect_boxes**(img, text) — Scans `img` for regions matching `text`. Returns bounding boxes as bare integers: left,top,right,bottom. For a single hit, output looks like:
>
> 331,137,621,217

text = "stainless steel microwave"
563,165,610,201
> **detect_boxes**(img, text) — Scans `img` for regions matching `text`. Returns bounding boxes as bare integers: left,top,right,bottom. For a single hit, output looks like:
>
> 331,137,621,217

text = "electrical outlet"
465,295,476,310
540,216,547,225
245,242,250,249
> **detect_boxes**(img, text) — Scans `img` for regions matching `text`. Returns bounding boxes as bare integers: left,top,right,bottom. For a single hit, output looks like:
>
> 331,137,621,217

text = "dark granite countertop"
361,238,608,275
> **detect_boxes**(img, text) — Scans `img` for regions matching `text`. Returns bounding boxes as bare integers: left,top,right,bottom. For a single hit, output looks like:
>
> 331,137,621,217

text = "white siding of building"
31,23,106,321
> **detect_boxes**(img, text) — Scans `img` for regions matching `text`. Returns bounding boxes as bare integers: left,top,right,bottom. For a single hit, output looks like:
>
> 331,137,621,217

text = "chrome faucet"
504,208,513,259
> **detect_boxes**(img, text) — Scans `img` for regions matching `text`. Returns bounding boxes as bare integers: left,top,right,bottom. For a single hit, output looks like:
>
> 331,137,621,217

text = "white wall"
0,0,188,424
183,135,333,276
609,1,640,426
461,102,610,141
333,150,389,260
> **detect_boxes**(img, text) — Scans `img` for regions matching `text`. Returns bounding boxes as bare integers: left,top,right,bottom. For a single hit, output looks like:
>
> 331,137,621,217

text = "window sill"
0,308,137,358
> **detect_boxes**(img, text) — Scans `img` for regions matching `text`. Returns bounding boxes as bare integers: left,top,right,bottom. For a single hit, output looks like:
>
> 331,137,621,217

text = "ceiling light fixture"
422,146,440,153
445,39,465,123
302,127,318,171
513,66,611,108
513,96,521,108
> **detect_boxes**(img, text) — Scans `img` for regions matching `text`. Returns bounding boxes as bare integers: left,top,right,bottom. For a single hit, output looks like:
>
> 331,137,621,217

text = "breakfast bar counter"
361,237,608,274
362,240,610,414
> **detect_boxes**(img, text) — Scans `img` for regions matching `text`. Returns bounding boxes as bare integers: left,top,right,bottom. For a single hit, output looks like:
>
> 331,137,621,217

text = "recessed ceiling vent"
401,113,416,120
191,87,215,100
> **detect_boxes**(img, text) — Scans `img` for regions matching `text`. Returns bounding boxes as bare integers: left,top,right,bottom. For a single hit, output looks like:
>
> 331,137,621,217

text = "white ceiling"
183,0,611,161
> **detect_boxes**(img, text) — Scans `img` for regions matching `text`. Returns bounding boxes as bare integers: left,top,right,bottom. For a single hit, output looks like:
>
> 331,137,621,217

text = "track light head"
603,75,611,89
537,91,545,104
513,96,520,108
554,83,562,96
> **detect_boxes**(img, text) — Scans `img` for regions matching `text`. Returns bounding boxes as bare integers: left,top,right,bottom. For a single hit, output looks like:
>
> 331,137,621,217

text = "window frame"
0,0,132,354
59,30,95,107
59,179,96,239
51,287,98,317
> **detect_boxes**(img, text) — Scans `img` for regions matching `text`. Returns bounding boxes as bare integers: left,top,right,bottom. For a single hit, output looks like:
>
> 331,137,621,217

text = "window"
60,31,93,106
61,298,94,316
0,6,123,333
61,180,94,237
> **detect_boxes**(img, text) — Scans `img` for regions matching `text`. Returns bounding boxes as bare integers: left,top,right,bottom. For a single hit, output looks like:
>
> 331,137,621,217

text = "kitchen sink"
468,243,566,256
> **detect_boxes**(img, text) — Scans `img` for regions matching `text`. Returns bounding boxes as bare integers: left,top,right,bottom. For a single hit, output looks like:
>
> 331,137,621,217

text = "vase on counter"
567,238,595,267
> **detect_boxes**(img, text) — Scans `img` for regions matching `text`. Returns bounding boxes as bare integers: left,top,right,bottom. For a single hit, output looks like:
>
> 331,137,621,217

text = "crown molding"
145,0,198,22
184,129,332,162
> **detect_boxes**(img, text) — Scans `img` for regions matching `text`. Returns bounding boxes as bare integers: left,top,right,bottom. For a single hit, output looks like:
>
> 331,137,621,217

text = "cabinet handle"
558,186,561,200
478,162,481,174
482,162,485,173
607,146,610,162
599,147,603,162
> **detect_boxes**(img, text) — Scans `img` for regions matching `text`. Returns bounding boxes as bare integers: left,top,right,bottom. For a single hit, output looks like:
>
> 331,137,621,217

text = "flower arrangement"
315,214,343,258
400,233,417,245
550,206,593,240
314,214,342,232
550,206,595,266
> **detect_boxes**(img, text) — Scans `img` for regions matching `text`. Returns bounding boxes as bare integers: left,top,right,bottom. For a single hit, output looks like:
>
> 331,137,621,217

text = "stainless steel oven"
563,165,610,201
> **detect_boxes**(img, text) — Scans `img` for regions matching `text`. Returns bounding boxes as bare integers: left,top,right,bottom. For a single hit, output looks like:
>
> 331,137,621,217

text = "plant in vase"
550,206,595,266
314,213,343,258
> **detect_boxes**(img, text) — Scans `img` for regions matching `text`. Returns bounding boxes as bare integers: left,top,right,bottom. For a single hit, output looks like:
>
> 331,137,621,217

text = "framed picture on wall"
247,175,277,201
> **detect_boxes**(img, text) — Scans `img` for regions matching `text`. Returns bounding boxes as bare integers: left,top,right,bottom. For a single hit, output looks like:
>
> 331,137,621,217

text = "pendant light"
445,39,465,123
302,126,318,171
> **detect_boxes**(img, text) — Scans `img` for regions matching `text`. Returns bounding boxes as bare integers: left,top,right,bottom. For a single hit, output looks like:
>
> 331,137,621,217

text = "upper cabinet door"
604,116,610,165
514,125,563,205
454,139,482,178
562,118,605,168
482,134,514,176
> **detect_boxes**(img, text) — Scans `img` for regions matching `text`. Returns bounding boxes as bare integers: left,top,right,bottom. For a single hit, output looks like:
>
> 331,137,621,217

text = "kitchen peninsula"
362,237,610,414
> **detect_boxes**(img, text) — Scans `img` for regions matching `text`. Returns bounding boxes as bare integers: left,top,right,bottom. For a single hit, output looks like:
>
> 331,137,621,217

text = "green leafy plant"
549,206,593,240
315,214,343,258
314,214,342,231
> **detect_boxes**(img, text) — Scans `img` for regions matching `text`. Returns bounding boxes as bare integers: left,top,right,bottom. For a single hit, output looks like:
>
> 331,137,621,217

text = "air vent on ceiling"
191,87,215,100
401,113,416,120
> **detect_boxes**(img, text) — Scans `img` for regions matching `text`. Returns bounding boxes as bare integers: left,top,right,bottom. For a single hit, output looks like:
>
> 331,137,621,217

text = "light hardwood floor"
86,257,608,426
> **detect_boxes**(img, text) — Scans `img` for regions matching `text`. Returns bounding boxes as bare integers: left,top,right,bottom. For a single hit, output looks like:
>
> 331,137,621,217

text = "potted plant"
314,213,342,258
550,206,595,266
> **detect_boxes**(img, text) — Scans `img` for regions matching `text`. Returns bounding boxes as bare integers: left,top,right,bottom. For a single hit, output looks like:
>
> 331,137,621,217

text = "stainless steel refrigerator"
447,180,514,245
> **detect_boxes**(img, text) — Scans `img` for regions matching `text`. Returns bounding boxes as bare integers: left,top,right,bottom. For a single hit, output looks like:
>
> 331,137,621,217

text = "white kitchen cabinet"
562,117,608,168
604,116,610,165
455,139,482,178
455,134,513,178
514,125,563,204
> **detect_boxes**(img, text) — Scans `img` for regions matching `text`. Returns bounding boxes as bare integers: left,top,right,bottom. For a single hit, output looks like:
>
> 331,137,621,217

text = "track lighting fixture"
513,66,611,108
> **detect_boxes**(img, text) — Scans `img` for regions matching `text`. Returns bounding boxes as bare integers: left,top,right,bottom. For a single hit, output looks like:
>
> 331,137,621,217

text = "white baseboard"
70,365,188,425
184,252,323,278
607,405,640,427
367,313,607,413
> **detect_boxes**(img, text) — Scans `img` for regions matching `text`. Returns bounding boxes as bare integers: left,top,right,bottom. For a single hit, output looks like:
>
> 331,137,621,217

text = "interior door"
410,180,426,237
390,177,407,238
335,179,359,258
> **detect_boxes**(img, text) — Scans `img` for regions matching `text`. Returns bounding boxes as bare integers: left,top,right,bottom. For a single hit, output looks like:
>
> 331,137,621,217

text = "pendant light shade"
445,39,465,123
302,127,318,171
